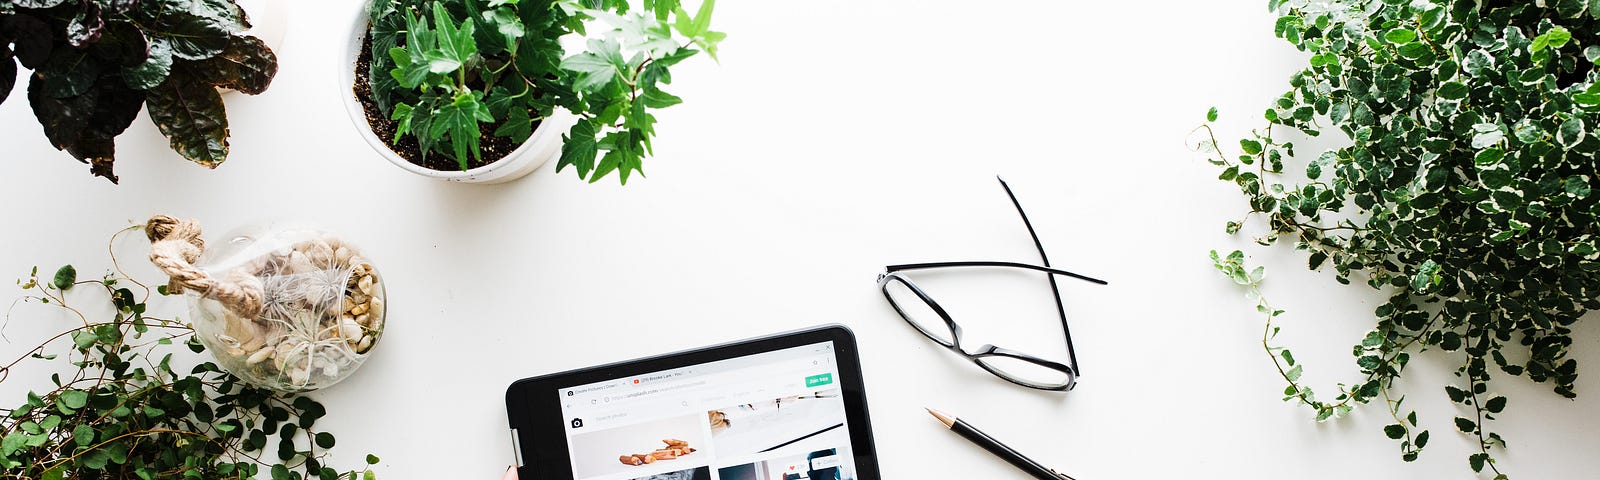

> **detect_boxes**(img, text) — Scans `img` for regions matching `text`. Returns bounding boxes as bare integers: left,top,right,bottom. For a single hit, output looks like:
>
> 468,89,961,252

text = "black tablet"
506,324,881,480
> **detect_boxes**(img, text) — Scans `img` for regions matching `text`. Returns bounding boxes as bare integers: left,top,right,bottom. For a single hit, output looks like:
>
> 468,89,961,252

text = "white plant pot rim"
339,0,577,184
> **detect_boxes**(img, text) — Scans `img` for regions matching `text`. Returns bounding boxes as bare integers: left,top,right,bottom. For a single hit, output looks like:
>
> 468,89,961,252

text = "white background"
1,1,1597,479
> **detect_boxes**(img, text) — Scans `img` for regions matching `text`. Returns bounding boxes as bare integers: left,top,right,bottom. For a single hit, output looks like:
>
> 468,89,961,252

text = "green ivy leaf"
59,390,88,409
561,39,623,92
315,432,336,449
1437,81,1468,100
485,7,525,43
52,265,76,290
1485,396,1506,413
1384,424,1406,439
1240,139,1263,155
429,4,477,73
1385,29,1416,43
558,117,600,176
493,107,534,144
1558,117,1586,148
430,92,491,169
73,424,95,446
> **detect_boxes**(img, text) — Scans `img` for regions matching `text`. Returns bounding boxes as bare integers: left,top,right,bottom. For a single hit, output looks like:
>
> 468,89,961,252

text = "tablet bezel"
505,324,881,480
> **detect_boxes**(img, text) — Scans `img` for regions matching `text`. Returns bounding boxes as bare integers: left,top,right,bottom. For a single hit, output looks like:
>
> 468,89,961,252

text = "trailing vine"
1200,0,1600,477
0,226,380,480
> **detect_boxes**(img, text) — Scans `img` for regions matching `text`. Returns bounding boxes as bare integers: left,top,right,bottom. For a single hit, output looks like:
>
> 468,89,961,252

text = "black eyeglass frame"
876,177,1107,391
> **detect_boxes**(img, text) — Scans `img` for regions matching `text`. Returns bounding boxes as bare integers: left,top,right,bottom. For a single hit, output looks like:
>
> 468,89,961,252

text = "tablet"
506,324,881,480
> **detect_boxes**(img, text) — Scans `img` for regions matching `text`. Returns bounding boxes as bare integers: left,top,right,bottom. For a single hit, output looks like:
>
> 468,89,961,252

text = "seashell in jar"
288,363,309,387
240,335,266,353
368,297,384,319
357,275,374,295
349,301,368,316
287,251,314,274
273,340,301,370
306,240,335,267
356,336,373,354
246,346,274,365
333,247,353,266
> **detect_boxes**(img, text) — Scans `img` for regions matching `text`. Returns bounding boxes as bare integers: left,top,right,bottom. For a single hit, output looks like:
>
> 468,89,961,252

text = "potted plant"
1199,0,1600,476
342,0,723,184
0,0,279,183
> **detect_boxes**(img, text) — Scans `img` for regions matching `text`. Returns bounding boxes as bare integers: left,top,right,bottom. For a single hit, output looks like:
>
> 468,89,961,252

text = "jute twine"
146,215,265,319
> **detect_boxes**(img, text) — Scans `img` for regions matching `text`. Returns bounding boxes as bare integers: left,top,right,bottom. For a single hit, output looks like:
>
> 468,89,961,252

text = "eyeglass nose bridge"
955,342,998,358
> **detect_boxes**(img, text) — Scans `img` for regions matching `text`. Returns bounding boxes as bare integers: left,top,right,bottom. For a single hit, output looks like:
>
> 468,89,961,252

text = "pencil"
926,408,1075,480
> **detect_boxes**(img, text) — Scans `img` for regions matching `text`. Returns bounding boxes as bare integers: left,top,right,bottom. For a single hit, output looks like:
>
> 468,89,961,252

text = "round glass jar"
150,219,386,392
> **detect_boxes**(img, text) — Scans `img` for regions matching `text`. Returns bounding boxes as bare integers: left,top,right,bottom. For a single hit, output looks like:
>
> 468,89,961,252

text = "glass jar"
150,218,386,392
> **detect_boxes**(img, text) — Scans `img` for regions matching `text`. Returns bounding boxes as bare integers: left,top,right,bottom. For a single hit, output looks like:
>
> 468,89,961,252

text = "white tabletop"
2,1,1597,479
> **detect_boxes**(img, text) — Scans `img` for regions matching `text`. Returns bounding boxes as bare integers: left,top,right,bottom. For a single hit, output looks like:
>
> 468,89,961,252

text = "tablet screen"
556,341,861,480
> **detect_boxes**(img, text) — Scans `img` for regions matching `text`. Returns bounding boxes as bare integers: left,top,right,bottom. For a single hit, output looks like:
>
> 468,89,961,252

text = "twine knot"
146,215,263,319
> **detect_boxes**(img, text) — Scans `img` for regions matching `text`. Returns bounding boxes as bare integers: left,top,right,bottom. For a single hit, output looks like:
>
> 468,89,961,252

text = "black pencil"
926,408,1075,480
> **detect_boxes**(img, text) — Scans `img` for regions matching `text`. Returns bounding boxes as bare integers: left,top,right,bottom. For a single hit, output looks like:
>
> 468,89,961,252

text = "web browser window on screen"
557,342,860,480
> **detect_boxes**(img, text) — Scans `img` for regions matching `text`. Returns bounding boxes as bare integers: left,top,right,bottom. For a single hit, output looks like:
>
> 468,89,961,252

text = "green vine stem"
1196,2,1600,477
0,226,381,480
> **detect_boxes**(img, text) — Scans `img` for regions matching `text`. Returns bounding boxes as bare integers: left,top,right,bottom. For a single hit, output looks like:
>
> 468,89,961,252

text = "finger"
503,466,518,480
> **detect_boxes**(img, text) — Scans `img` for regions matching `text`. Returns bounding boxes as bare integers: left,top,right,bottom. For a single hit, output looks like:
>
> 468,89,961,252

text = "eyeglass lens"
975,355,1073,388
880,277,956,346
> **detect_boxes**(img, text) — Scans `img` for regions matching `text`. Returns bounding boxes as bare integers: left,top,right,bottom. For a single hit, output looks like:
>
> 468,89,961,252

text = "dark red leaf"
1,54,14,106
104,0,141,15
90,21,150,67
146,70,229,167
27,75,146,183
2,13,53,69
189,0,250,31
37,48,103,98
11,0,71,8
66,2,105,47
152,12,230,60
192,35,276,95
28,76,89,148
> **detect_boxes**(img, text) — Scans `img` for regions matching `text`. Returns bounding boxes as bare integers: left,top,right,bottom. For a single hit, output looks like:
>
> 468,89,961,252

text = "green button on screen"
805,373,833,388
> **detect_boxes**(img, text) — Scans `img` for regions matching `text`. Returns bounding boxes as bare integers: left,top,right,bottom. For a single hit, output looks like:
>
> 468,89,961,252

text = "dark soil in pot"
353,33,539,172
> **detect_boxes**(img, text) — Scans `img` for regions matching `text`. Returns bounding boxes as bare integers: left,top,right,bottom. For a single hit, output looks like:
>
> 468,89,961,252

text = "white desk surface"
2,1,1597,479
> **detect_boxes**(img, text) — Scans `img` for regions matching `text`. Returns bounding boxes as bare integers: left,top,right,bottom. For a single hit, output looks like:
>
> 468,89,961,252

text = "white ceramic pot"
338,1,577,184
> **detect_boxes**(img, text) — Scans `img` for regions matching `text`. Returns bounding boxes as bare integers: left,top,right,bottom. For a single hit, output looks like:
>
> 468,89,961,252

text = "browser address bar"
604,356,830,405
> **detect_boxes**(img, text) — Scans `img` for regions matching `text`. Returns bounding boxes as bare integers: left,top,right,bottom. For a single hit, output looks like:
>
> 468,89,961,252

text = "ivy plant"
1199,1,1600,477
366,0,722,182
0,228,379,479
0,0,278,183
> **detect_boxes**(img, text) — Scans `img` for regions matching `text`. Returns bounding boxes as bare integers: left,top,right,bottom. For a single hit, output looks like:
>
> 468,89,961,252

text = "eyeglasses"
876,177,1107,391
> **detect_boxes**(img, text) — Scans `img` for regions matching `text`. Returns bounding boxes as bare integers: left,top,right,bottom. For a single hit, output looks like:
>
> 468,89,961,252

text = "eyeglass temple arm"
884,261,1108,285
998,176,1081,375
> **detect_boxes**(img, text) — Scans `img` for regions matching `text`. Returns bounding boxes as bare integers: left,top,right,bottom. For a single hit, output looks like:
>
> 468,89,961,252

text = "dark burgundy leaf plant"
0,0,277,183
